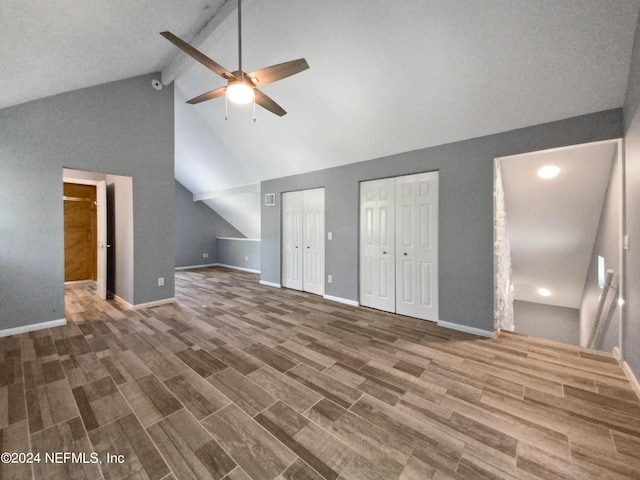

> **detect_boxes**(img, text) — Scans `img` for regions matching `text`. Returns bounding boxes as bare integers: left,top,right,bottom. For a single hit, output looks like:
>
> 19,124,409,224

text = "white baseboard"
622,360,640,401
175,263,218,271
437,320,496,338
176,263,260,274
259,280,281,288
0,318,67,338
115,296,177,310
323,295,359,307
114,295,133,308
214,264,260,274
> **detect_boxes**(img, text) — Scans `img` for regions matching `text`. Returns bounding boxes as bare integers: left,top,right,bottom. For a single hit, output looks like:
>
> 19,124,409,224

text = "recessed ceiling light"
538,288,552,297
537,165,560,179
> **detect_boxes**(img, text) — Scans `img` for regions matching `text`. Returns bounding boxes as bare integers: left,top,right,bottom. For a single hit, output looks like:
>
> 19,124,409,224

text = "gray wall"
0,73,174,329
514,300,580,345
262,110,623,332
216,238,260,272
623,14,640,378
174,180,244,268
579,151,621,351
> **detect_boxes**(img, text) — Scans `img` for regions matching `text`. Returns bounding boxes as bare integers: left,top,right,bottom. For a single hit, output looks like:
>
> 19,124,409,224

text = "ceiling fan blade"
248,59,309,86
254,89,287,116
160,31,234,80
186,86,227,105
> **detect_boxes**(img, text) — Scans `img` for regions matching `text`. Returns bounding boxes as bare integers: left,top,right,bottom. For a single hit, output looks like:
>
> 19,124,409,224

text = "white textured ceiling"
0,0,225,109
499,141,618,309
2,1,639,239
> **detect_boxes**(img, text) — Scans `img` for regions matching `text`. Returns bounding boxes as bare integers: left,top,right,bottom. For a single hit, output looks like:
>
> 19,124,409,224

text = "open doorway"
63,182,98,283
63,168,134,313
494,139,624,356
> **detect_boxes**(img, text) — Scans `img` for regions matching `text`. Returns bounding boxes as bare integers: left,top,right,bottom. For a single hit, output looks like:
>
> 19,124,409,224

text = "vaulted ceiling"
3,1,640,238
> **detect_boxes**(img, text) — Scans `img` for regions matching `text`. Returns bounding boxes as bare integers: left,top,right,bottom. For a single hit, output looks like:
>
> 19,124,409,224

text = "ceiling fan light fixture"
227,82,254,104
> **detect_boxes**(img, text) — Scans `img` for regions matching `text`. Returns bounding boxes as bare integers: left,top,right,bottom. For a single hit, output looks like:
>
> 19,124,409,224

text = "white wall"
106,174,134,304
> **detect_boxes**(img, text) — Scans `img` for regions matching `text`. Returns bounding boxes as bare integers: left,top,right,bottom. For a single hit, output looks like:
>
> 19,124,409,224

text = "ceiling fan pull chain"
225,93,229,121
253,94,256,122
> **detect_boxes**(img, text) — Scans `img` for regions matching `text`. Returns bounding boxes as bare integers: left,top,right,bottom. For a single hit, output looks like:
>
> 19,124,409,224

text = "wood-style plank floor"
1,266,639,480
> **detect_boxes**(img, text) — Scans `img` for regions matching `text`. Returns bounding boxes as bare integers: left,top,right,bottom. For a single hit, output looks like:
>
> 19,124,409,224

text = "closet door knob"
382,251,387,255
403,252,408,256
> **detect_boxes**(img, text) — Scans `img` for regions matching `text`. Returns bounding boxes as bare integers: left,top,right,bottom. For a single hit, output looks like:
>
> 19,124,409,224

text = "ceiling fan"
161,0,309,117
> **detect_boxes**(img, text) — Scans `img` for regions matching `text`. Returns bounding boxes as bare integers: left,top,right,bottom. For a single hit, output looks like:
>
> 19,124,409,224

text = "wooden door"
64,183,97,282
359,177,396,312
302,188,325,295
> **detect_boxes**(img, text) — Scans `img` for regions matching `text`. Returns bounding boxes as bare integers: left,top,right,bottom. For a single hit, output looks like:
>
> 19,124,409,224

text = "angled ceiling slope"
168,0,639,238
2,1,639,238
0,0,227,110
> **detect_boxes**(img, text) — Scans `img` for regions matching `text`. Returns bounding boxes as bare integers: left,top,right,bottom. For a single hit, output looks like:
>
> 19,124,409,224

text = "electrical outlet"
328,232,333,240
203,253,209,258
158,277,164,286
328,275,333,283
245,256,249,262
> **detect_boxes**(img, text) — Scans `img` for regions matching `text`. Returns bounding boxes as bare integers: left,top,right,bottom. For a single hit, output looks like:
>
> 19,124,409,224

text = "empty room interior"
3,1,640,479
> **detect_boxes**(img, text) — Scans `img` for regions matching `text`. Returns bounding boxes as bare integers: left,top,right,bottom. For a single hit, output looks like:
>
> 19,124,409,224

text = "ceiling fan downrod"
237,0,243,76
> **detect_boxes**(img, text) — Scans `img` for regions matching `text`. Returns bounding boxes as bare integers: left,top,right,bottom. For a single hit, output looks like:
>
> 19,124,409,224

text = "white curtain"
494,161,514,331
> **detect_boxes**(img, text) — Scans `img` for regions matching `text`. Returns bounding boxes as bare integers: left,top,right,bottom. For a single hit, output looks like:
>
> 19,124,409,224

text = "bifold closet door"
360,178,396,312
282,188,325,295
282,190,303,290
395,172,439,321
359,171,439,321
302,188,325,295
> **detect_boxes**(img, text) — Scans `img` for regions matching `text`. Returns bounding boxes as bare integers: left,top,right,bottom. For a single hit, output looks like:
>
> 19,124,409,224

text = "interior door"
282,191,303,290
106,183,116,299
95,180,107,299
64,183,97,282
396,172,439,320
302,188,325,295
359,178,396,312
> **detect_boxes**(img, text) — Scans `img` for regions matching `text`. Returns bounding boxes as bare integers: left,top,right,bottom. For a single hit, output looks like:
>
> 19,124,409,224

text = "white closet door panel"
360,171,438,320
303,188,325,295
282,191,303,290
416,174,438,318
359,178,395,312
396,176,416,315
396,172,439,321
419,261,433,306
